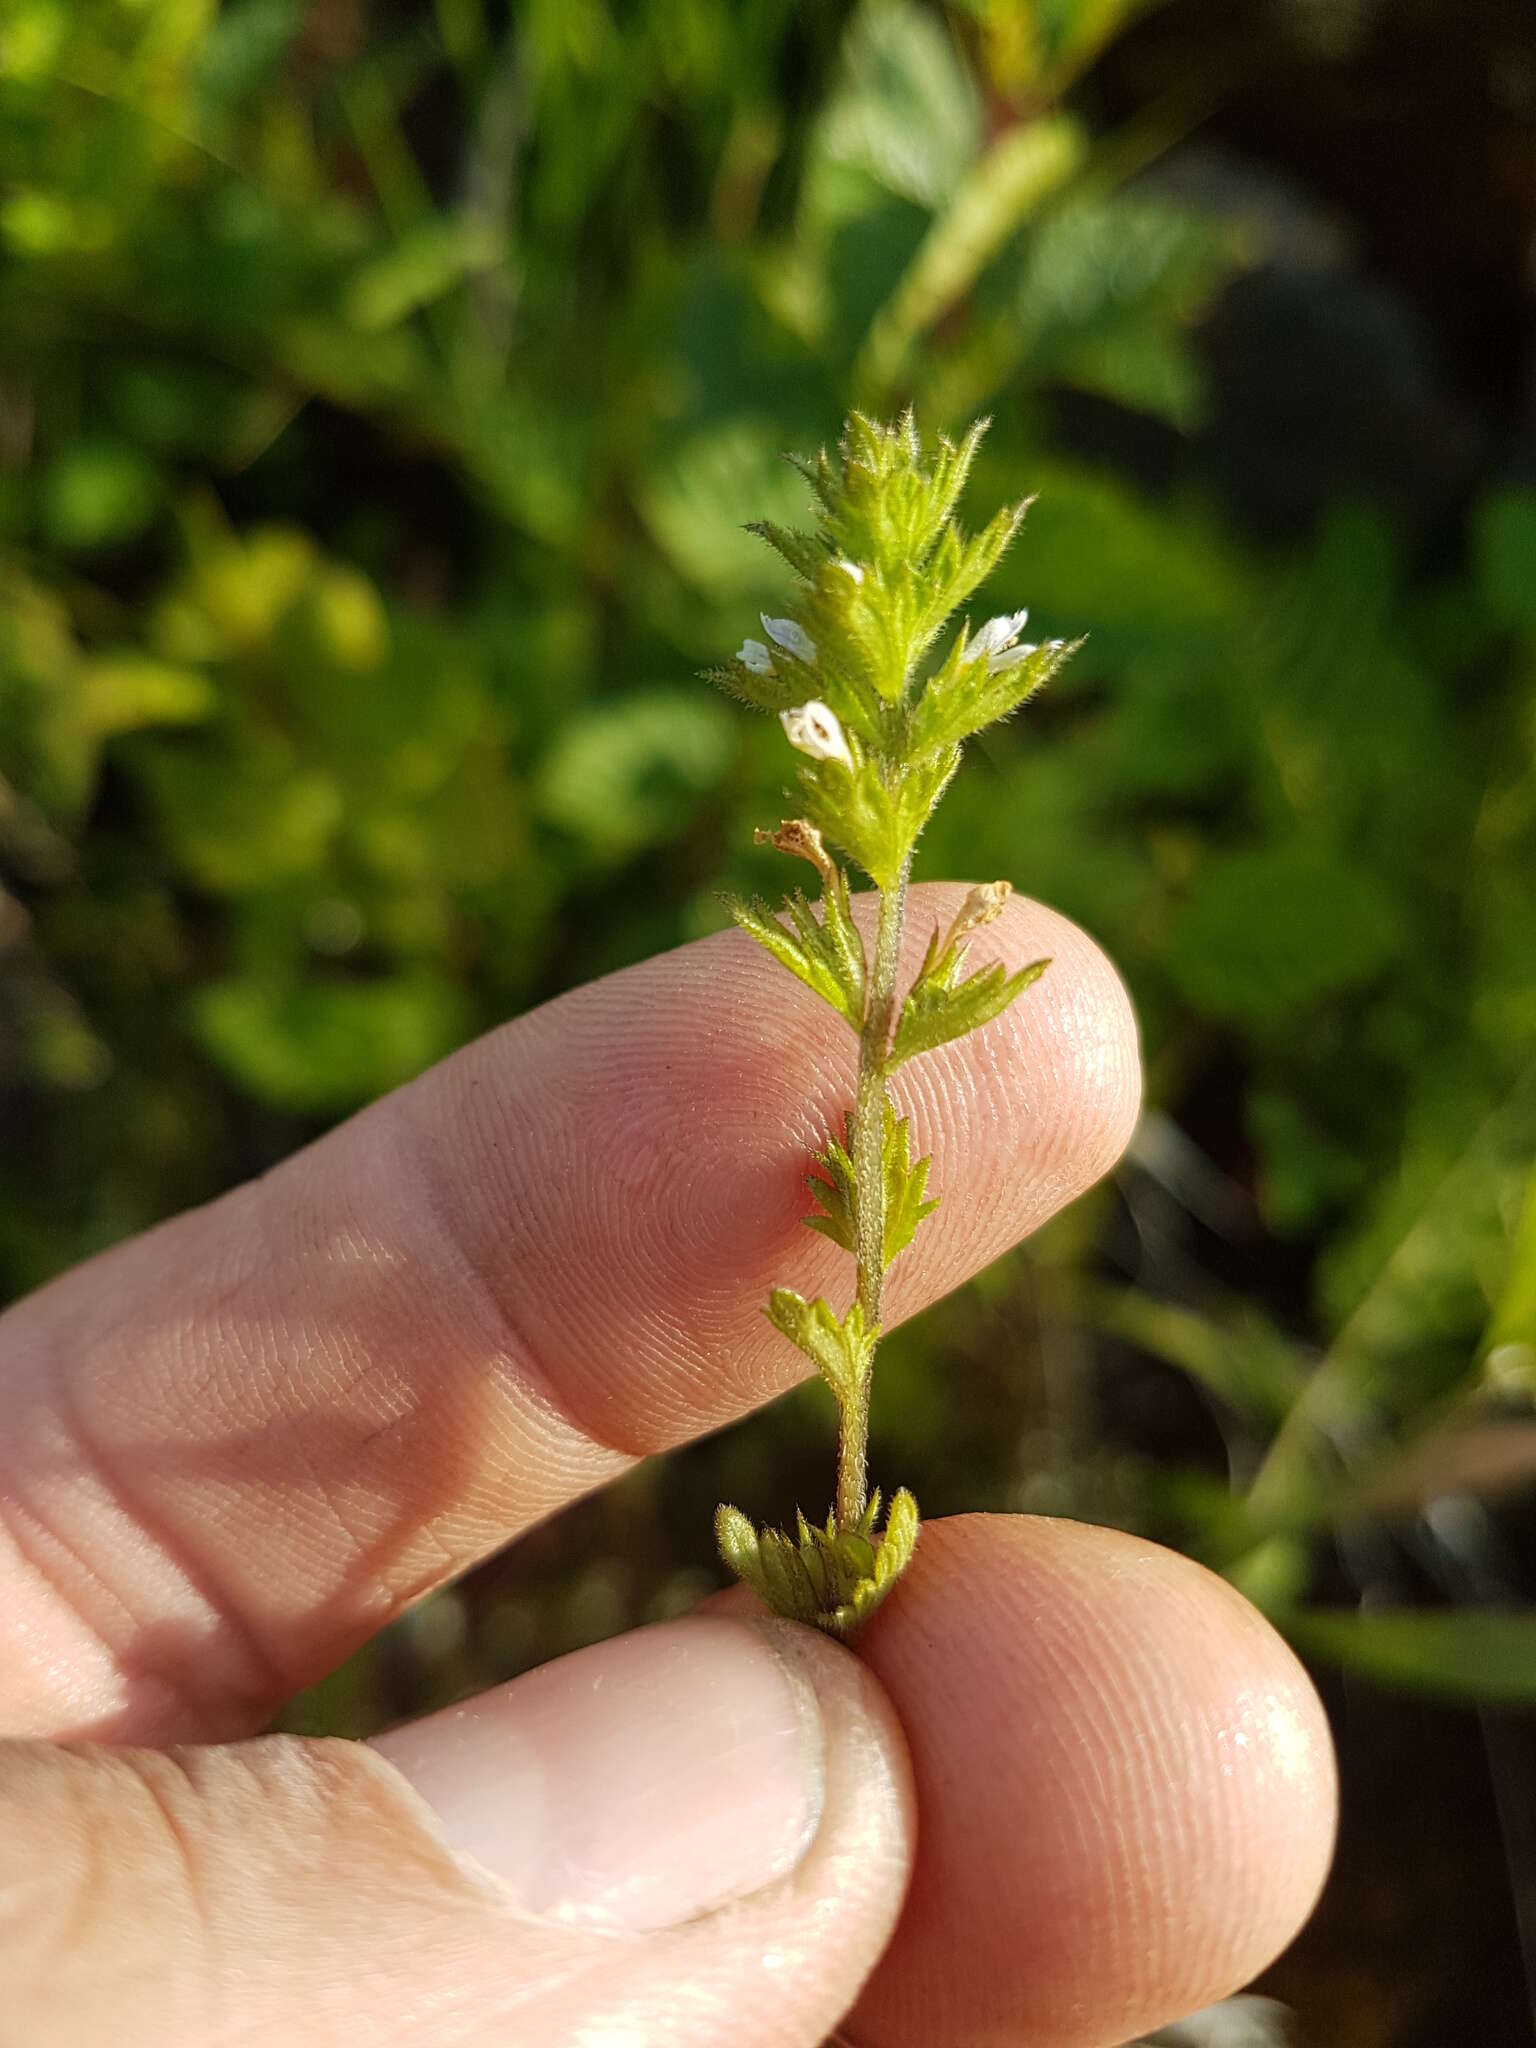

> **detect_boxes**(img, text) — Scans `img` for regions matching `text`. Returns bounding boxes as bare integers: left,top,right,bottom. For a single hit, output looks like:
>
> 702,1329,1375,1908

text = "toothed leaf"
882,1107,941,1262
908,634,1082,758
806,1104,939,1266
715,1505,768,1602
715,1492,922,1637
795,740,958,888
747,519,828,580
766,1289,875,1405
874,1489,919,1587
724,880,866,1030
703,655,800,715
891,954,1049,1066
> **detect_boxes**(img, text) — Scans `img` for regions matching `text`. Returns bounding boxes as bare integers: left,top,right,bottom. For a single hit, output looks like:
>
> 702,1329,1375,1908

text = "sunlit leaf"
765,1288,875,1406
1280,1608,1536,1706
1169,847,1404,1026
725,859,867,1031
344,216,504,331
857,115,1085,396
538,690,735,861
40,442,162,551
806,1103,940,1266
190,972,473,1112
907,628,1079,756
1249,1067,1536,1518
813,2,981,212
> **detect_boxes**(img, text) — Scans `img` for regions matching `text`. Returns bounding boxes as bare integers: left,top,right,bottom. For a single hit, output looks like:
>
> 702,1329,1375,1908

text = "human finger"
845,1514,1337,2047
0,1616,913,2047
0,887,1139,1741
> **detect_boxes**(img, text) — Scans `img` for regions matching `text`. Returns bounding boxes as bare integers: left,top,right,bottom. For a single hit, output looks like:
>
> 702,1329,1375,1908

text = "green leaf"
715,1505,766,1593
1249,1066,1536,1518
891,896,1049,1066
908,630,1080,756
1484,1161,1536,1393
640,418,811,596
129,740,342,894
1087,1287,1304,1428
1169,846,1404,1026
74,654,215,740
190,972,472,1113
715,1507,823,1625
806,1102,940,1267
891,954,1047,1064
766,1288,875,1406
882,1108,940,1264
797,739,959,889
715,1489,921,1637
1279,1608,1536,1707
856,116,1085,396
41,440,162,551
814,3,981,212
745,519,829,582
343,216,503,332
913,497,1032,649
724,861,867,1031
704,652,802,716
804,1125,858,1252
538,690,735,861
872,1487,919,1592
1011,196,1243,429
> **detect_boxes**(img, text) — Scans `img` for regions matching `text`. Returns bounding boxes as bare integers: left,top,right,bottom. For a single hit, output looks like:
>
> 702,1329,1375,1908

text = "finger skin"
847,1515,1338,2048
0,888,1139,1742
0,1622,914,2048
0,1520,1337,2048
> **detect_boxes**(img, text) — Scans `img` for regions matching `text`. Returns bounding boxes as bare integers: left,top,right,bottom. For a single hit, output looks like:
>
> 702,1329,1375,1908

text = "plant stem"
837,857,910,1531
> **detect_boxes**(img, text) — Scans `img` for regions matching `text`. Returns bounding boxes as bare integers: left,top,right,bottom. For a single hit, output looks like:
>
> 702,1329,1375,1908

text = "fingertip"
851,1513,1337,2048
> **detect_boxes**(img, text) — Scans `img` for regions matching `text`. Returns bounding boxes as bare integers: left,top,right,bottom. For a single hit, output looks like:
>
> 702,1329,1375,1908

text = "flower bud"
780,700,855,771
762,615,818,665
969,609,1030,659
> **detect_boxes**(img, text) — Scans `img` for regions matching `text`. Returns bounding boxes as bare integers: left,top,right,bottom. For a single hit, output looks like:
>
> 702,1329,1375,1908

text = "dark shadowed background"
2,2,1535,2040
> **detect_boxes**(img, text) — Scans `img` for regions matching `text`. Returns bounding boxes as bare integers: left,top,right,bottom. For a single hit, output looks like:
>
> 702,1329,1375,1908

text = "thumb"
0,1617,913,2047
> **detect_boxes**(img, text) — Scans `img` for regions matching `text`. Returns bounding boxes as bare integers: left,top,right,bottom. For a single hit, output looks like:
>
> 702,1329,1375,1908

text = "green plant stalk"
712,410,1071,1635
840,855,911,1529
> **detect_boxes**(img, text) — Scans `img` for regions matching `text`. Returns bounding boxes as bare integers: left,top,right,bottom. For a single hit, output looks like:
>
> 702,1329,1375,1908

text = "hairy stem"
837,858,910,1531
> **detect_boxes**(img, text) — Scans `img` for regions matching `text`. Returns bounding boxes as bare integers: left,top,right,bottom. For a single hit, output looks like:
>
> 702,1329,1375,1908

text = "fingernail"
371,1616,825,1932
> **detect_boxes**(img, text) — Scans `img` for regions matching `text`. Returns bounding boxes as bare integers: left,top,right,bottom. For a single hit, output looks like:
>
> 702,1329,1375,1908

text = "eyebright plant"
710,411,1079,1637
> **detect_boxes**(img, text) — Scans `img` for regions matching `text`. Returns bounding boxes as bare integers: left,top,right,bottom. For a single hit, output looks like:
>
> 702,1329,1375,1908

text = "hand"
0,887,1335,2047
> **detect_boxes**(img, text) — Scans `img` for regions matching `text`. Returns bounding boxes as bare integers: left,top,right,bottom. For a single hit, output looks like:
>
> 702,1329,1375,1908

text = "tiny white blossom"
780,700,854,771
834,558,865,584
986,641,1038,675
762,615,819,665
969,608,1030,659
738,638,774,675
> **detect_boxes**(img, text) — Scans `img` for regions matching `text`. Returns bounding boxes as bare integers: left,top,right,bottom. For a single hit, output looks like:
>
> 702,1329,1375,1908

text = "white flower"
780,700,854,771
969,608,1030,660
834,558,865,584
761,614,818,665
986,641,1038,675
738,638,774,675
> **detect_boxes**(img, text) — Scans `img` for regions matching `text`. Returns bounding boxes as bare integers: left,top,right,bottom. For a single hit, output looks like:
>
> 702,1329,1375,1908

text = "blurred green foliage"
2,0,1535,1729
